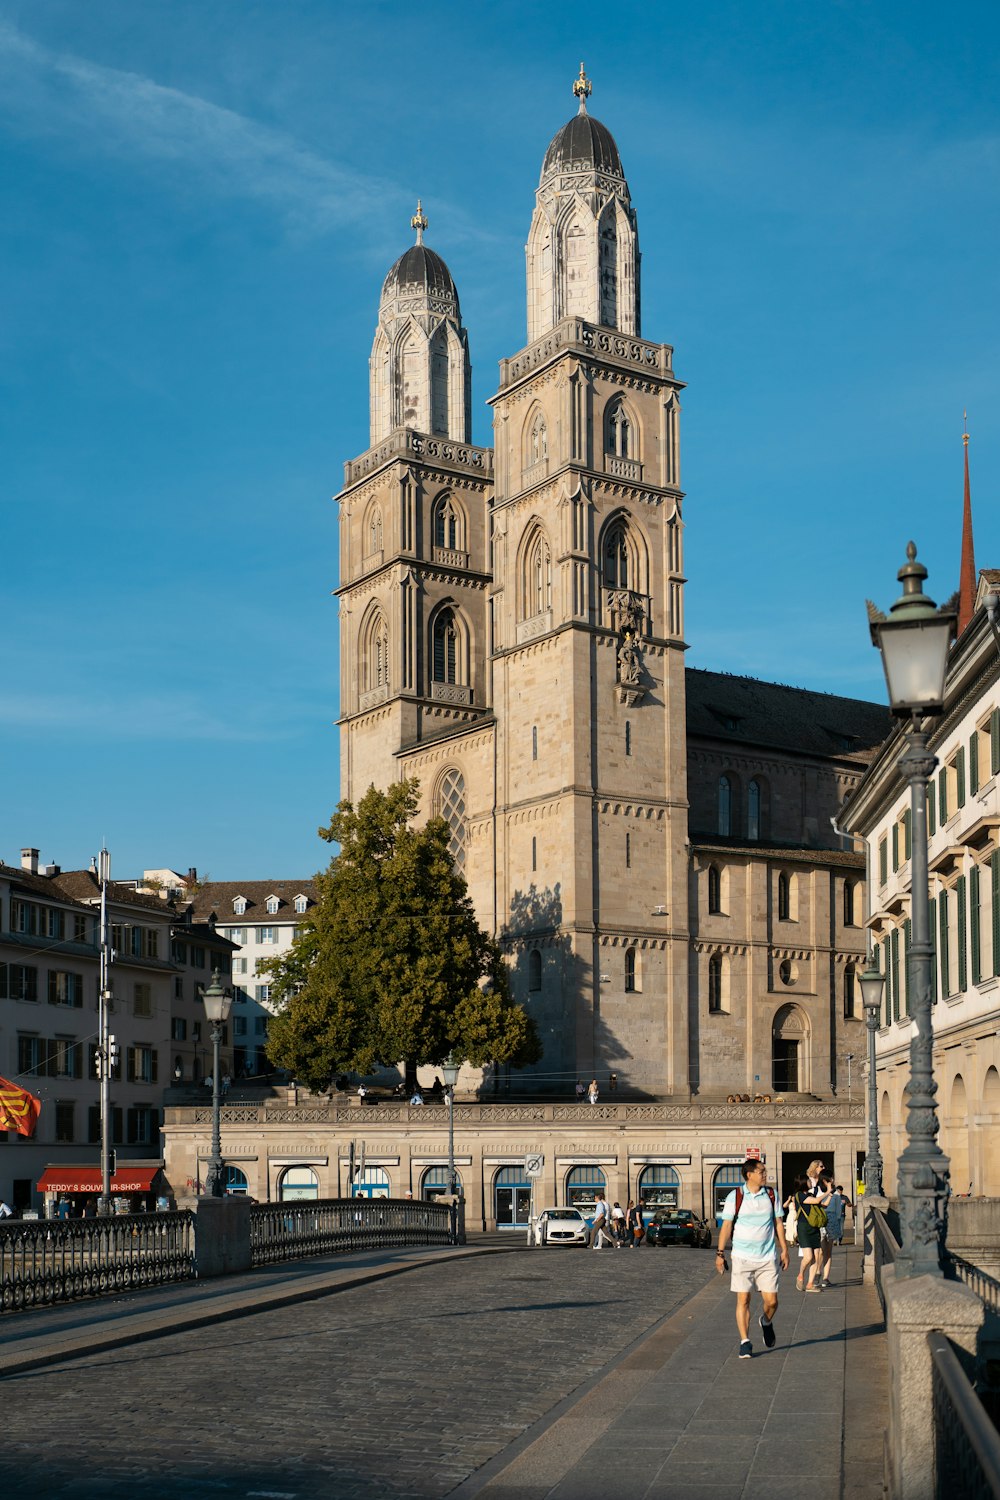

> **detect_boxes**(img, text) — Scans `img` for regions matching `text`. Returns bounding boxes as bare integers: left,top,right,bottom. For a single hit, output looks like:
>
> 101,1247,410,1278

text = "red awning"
36,1166,160,1194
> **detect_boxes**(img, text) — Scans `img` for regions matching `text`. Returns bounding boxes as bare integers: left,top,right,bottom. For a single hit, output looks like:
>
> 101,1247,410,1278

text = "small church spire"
573,62,592,114
410,199,428,245
958,412,977,636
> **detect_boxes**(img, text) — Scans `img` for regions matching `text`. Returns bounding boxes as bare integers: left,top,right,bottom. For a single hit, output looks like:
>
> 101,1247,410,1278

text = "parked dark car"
645,1209,713,1248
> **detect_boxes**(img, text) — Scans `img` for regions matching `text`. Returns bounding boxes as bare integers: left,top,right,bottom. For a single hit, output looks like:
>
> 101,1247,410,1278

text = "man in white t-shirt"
715,1159,789,1359
591,1193,618,1250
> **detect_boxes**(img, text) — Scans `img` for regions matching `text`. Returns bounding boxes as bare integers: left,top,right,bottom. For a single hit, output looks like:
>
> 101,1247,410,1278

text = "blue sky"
2,1,998,880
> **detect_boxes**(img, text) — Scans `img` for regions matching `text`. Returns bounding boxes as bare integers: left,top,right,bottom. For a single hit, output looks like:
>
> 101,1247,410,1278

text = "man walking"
715,1159,789,1358
591,1191,618,1250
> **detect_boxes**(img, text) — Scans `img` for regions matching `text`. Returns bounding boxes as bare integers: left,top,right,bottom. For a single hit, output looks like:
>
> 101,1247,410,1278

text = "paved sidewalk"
455,1245,887,1500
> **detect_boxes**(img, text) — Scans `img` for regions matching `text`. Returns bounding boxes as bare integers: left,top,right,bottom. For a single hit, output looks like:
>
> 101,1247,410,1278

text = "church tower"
489,69,690,1094
336,207,494,837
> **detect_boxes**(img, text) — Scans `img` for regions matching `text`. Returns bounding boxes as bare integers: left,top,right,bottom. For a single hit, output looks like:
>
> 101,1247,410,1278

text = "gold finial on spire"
573,61,592,114
411,199,428,245
963,409,969,447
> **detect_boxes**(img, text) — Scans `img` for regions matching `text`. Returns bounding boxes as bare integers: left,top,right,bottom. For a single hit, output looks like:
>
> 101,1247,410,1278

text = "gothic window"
361,609,390,693
708,864,721,914
603,521,630,590
777,872,792,922
605,398,633,458
843,879,857,927
747,780,761,841
718,776,731,837
844,963,857,1019
433,494,459,551
438,768,467,871
625,947,637,992
432,609,458,684
527,408,548,466
365,505,383,556
528,948,542,992
523,527,552,619
708,954,723,1013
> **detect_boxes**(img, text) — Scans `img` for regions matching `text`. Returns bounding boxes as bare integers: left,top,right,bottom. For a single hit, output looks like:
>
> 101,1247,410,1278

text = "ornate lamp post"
441,1052,462,1244
200,970,233,1198
859,961,885,1198
868,543,956,1279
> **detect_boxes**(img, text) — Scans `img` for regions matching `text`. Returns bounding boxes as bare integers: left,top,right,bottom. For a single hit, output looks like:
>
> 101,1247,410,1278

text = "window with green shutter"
992,850,1000,978
939,767,948,822
939,889,950,998
880,837,888,886
970,731,979,795
903,917,911,1016
970,865,981,985
883,936,892,1026
892,823,899,872
928,782,936,836
929,893,937,1003
903,808,911,861
957,748,966,809
992,709,1000,778
891,928,901,1021
957,875,967,992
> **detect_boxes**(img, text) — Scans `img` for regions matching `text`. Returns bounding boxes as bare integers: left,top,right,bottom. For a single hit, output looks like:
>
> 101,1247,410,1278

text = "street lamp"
859,961,886,1198
200,970,233,1198
441,1051,461,1243
868,542,956,1279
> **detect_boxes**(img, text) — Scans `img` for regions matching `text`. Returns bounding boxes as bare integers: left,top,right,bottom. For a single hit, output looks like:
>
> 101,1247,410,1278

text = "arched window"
531,836,537,872
843,963,857,1019
528,408,548,466
528,949,542,992
224,1165,249,1196
279,1165,319,1201
532,725,538,760
565,1165,606,1210
625,721,632,756
626,831,631,868
777,872,792,921
438,768,467,871
365,504,383,556
351,1166,391,1199
602,521,630,589
625,947,637,992
747,780,761,841
421,1165,463,1200
718,776,731,837
605,397,633,458
523,527,552,619
638,1164,679,1211
432,609,458,683
433,494,459,551
707,864,721,914
708,953,723,1013
843,879,857,927
361,609,390,694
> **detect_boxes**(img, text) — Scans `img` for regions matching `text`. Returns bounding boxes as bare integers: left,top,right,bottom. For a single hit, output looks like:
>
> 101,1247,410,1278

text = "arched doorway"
494,1166,531,1228
352,1167,390,1199
712,1165,744,1225
983,1067,1000,1195
949,1075,970,1196
223,1165,249,1196
565,1165,607,1217
279,1166,319,1201
638,1164,679,1212
421,1165,463,1201
772,1004,807,1093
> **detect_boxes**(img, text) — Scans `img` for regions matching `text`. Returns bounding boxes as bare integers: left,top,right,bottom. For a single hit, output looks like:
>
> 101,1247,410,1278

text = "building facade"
841,572,1000,1198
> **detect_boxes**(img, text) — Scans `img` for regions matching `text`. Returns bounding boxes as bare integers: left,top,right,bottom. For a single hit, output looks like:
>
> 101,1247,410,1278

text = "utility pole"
846,1053,854,1105
97,848,113,1216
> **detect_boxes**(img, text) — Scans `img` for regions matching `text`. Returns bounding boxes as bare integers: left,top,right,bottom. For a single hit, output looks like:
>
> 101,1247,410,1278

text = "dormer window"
266,896,279,915
233,897,247,916
294,895,308,915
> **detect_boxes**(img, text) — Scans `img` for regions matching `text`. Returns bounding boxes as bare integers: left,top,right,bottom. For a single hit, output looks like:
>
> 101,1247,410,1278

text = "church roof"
541,113,624,181
685,668,893,763
380,244,459,311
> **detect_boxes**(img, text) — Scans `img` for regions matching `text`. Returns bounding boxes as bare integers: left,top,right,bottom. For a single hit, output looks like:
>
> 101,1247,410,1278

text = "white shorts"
730,1255,780,1294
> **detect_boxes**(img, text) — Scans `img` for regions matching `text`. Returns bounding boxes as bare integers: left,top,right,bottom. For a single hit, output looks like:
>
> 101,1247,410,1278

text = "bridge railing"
249,1197,451,1266
929,1331,1000,1499
0,1212,195,1314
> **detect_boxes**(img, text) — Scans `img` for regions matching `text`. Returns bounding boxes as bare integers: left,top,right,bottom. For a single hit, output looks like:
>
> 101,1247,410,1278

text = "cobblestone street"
3,1245,714,1498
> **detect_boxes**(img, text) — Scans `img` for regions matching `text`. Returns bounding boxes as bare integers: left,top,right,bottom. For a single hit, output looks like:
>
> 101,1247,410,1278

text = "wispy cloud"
0,22,399,239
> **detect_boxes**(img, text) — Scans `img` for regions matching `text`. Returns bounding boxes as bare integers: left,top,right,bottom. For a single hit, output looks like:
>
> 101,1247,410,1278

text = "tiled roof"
187,879,320,923
54,870,171,913
686,669,893,763
0,863,93,910
690,836,865,869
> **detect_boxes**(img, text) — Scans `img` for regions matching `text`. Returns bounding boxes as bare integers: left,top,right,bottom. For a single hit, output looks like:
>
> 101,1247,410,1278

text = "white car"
533,1206,590,1246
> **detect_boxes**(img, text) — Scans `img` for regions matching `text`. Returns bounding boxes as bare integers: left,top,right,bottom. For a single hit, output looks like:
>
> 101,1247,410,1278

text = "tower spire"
573,61,592,114
958,411,977,636
410,199,427,245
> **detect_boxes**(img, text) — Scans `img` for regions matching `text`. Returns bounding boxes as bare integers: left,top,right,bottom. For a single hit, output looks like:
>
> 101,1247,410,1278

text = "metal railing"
869,1204,901,1317
249,1197,451,1266
0,1212,195,1314
929,1331,1000,1498
948,1254,1000,1316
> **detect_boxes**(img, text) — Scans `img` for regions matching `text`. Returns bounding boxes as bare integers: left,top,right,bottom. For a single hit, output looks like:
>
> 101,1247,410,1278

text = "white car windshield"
544,1209,582,1220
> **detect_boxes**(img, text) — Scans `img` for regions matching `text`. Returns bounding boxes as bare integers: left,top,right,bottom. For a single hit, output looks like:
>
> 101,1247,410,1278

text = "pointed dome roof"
379,201,460,315
539,65,625,183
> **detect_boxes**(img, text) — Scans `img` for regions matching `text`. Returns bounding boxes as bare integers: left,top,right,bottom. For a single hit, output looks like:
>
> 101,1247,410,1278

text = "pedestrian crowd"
589,1193,649,1249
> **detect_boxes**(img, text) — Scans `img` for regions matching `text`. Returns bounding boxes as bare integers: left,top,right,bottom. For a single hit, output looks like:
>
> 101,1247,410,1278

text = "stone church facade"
163,73,892,1224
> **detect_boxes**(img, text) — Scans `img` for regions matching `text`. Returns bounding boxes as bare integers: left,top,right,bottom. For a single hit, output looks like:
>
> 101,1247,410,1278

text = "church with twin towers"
335,68,887,1108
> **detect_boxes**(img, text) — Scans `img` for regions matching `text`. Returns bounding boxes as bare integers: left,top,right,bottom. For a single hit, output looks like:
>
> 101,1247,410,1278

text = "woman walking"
794,1165,832,1291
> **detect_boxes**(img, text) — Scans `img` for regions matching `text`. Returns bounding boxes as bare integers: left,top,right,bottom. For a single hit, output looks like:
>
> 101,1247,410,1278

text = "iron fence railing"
929,1331,1000,1499
248,1197,451,1266
947,1254,1000,1316
0,1212,195,1314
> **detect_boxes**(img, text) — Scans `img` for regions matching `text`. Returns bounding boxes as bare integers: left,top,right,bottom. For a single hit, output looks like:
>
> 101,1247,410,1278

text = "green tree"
265,780,540,1092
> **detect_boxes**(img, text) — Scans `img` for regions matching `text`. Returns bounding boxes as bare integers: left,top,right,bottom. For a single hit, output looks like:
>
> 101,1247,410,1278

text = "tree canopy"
264,780,541,1092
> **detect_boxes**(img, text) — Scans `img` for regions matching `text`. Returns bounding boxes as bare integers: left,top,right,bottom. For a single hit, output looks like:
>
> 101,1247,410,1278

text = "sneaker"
759,1315,776,1350
738,1340,753,1359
